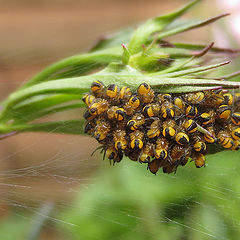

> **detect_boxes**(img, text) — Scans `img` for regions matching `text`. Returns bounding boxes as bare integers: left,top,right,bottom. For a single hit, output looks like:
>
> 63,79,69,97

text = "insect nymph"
83,81,240,174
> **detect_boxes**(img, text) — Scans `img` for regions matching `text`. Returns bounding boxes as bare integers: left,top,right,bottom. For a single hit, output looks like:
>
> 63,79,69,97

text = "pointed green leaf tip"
128,0,201,54
158,13,229,39
121,44,131,65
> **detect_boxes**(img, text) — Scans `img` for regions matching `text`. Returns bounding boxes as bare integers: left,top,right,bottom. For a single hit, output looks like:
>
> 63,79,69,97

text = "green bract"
0,0,239,137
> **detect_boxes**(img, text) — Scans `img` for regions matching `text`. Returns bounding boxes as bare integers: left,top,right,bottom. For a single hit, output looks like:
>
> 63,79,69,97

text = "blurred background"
0,0,240,239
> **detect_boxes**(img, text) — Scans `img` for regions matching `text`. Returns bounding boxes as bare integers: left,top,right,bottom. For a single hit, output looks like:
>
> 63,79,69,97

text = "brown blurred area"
0,0,235,239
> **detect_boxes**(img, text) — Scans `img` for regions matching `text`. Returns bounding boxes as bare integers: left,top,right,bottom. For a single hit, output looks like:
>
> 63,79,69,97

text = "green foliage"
22,47,122,88
0,2,239,239
158,13,229,39
0,120,85,135
127,0,201,54
61,150,240,240
0,215,31,240
0,0,239,142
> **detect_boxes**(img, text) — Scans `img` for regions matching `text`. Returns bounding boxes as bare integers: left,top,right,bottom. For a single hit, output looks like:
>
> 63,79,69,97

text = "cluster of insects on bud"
82,80,240,174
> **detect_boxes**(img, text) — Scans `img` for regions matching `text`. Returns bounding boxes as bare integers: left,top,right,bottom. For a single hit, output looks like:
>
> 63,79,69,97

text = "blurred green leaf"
16,102,83,124
22,47,122,88
159,61,230,77
60,150,240,240
9,94,82,123
0,120,84,135
91,27,134,52
158,13,229,39
0,215,31,240
128,0,201,54
20,120,85,134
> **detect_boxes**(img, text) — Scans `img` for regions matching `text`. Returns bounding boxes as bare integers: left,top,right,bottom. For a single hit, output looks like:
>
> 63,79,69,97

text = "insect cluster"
82,80,240,174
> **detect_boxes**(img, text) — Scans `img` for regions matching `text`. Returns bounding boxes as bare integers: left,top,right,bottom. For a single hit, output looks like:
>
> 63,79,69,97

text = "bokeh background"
0,0,240,239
